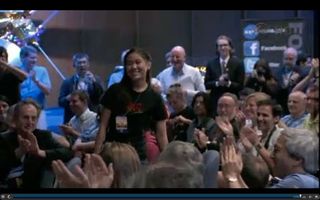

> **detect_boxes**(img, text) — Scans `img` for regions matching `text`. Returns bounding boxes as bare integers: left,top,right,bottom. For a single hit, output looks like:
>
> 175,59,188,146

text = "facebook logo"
243,41,260,57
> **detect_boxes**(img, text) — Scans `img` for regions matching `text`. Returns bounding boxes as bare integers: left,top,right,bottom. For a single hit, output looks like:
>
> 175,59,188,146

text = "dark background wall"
27,10,316,107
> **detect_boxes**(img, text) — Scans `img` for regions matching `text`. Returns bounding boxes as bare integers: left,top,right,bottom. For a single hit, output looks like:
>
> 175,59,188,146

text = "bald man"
156,46,205,106
281,91,307,128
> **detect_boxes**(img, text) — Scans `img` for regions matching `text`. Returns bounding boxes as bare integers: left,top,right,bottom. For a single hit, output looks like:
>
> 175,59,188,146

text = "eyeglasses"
218,44,229,48
169,83,181,88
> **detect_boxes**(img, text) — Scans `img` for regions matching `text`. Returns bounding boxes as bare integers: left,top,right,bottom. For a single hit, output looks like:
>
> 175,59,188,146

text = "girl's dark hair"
120,47,152,87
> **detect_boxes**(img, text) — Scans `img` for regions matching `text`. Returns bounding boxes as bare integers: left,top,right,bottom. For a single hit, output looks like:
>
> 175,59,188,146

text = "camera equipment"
257,71,264,76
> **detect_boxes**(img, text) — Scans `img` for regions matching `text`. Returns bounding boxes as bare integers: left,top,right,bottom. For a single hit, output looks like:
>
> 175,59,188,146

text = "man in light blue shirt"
281,91,307,128
19,45,51,109
157,46,205,105
60,90,99,152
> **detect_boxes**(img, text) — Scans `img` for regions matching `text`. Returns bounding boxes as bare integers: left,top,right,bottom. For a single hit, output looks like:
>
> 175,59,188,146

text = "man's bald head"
288,91,306,117
170,46,186,71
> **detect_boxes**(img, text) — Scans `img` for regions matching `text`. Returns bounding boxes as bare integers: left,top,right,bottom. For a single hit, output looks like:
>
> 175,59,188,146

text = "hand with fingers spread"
16,134,32,159
235,110,246,129
240,126,260,146
20,131,46,157
52,154,114,188
216,116,234,137
17,134,31,153
305,58,319,80
239,132,254,152
25,132,40,153
84,154,114,188
220,138,243,180
52,159,89,188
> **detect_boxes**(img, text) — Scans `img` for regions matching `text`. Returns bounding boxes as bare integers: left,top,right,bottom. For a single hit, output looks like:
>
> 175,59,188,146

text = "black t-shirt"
0,72,21,106
100,83,167,160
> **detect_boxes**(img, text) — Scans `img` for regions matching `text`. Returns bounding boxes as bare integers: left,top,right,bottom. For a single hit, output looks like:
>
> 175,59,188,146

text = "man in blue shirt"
281,91,307,128
19,45,51,109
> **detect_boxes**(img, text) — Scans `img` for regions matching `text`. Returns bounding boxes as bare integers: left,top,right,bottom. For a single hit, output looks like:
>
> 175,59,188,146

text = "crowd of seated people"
0,40,319,189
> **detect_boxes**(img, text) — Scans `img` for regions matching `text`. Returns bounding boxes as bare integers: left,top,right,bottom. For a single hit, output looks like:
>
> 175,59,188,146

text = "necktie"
221,60,227,74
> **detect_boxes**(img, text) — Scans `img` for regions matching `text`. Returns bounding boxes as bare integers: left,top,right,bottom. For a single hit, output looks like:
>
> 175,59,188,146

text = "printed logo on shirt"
127,102,143,113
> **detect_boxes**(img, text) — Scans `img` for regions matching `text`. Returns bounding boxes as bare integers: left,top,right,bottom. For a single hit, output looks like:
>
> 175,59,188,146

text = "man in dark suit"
58,53,104,123
205,35,245,116
0,99,73,188
274,47,304,115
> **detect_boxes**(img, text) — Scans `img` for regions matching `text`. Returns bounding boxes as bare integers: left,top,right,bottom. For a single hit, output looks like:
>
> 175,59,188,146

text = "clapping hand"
29,70,37,82
194,128,208,149
17,134,31,155
240,126,260,146
60,124,80,137
84,154,114,188
18,132,43,157
218,74,228,86
52,154,114,188
220,137,243,180
235,110,246,129
52,159,89,188
216,116,234,137
239,129,254,152
85,71,96,83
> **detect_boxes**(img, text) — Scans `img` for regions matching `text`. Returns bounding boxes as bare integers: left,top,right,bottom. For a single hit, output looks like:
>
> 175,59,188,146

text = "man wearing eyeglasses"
205,35,245,117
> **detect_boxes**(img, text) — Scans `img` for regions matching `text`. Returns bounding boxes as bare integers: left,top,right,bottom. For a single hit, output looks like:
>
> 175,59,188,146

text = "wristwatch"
227,177,238,182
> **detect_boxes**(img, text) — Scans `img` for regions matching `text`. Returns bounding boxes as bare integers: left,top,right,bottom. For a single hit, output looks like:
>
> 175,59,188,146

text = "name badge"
116,116,128,133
